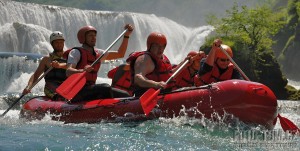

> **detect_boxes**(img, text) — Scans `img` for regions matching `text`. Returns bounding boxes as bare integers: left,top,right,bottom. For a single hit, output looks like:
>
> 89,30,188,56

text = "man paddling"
65,24,133,102
22,31,67,100
127,32,173,97
129,32,190,97
195,39,242,86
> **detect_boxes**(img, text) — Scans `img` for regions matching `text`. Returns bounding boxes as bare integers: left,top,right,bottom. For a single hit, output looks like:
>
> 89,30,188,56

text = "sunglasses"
219,58,230,62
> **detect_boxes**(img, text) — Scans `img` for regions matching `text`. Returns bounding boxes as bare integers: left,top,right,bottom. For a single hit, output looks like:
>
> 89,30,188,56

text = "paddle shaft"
90,29,128,67
166,59,190,83
1,67,53,117
220,45,250,81
154,59,190,95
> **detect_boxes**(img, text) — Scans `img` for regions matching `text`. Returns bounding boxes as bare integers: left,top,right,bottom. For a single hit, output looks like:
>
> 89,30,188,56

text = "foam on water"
288,79,300,90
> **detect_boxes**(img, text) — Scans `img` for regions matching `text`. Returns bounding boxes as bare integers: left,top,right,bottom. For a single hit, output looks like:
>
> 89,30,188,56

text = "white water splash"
288,79,300,90
0,56,39,93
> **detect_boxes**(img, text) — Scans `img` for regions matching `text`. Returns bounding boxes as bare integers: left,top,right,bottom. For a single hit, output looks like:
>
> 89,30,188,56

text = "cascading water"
0,1,213,94
0,0,214,118
0,1,213,61
0,55,40,93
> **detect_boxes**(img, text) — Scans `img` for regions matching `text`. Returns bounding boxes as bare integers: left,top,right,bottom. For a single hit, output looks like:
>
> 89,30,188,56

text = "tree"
205,2,290,99
207,2,286,51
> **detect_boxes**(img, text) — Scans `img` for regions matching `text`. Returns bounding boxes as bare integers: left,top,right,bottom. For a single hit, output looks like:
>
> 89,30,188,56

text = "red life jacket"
107,65,133,96
128,51,174,88
195,63,234,86
174,67,197,88
64,47,101,85
107,67,117,79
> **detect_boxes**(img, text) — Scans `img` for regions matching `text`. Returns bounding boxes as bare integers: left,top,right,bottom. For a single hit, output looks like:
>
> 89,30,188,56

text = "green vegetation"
206,2,286,51
286,85,300,100
272,0,300,83
204,2,300,100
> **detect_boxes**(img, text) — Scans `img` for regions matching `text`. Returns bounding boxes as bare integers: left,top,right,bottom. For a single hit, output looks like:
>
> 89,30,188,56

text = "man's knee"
111,88,130,98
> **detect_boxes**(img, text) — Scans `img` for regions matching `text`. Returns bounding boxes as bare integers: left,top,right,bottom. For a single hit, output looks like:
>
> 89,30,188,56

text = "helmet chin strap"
147,44,152,51
52,49,63,57
53,49,63,54
215,59,221,68
83,43,94,49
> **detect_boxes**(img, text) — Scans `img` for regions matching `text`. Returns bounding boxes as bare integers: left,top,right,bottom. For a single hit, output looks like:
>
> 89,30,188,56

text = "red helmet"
187,50,198,57
215,44,233,58
146,32,167,50
77,26,97,44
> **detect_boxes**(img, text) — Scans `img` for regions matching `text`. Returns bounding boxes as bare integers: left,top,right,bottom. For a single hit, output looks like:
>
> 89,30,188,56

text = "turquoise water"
1,100,299,151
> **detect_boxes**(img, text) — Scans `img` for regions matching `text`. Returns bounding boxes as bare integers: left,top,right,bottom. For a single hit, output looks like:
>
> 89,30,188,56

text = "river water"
1,99,299,150
0,54,299,151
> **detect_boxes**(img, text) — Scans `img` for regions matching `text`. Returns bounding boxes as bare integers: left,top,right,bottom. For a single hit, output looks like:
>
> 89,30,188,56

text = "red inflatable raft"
20,80,278,129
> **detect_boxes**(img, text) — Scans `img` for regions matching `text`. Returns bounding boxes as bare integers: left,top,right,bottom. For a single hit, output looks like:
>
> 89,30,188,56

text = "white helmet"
50,31,65,44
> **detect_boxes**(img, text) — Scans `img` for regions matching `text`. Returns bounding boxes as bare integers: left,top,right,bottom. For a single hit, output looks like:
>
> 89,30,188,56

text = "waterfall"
0,1,213,60
0,54,40,93
0,1,213,94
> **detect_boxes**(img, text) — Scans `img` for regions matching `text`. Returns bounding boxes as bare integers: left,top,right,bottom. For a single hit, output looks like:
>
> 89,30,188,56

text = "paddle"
140,59,190,116
1,67,53,117
220,45,300,134
56,29,128,100
277,114,300,134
